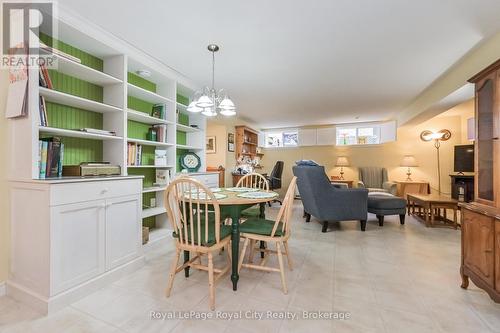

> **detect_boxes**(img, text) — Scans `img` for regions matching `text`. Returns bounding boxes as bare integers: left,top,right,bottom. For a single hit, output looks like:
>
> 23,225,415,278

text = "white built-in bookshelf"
8,9,206,245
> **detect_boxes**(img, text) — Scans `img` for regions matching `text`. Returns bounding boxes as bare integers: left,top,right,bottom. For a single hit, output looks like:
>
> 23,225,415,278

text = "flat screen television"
454,144,474,173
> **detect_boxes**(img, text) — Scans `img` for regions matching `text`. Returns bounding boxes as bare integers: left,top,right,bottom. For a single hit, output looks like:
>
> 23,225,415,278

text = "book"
58,143,64,177
154,149,167,166
136,144,142,166
155,169,169,185
40,64,53,89
39,140,48,179
151,104,165,119
38,96,48,126
42,137,62,178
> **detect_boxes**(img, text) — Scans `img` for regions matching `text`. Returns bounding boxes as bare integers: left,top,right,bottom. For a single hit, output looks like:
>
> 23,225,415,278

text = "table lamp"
400,155,418,181
335,156,350,180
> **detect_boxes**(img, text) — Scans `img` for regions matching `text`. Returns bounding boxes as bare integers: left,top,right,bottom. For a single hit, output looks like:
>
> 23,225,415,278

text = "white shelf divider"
127,138,174,147
142,206,166,219
127,83,174,104
43,51,123,85
176,124,201,133
176,144,203,150
127,165,174,169
127,109,173,125
142,186,167,193
39,87,122,114
39,126,123,140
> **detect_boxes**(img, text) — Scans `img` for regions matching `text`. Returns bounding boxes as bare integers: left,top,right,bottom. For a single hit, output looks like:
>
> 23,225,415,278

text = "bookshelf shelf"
142,186,167,193
142,206,166,218
127,83,173,104
176,144,203,150
127,165,174,169
176,102,188,110
39,87,122,114
39,126,123,141
127,138,174,147
127,109,173,125
42,51,123,85
176,123,201,133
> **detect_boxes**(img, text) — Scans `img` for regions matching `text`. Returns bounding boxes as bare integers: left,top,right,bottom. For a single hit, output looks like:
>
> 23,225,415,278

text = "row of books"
127,143,143,166
147,124,167,143
39,96,48,126
38,137,64,179
39,64,53,89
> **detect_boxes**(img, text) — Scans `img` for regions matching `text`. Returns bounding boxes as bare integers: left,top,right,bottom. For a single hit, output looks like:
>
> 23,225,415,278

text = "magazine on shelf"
77,128,116,136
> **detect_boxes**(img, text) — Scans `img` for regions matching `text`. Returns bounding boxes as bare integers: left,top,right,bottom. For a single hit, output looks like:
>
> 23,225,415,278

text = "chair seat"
239,217,284,237
367,188,388,193
241,206,261,218
368,195,406,210
173,215,231,246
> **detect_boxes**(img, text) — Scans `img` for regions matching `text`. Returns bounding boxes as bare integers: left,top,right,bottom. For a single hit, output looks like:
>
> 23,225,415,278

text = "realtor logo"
1,1,55,68
2,1,52,54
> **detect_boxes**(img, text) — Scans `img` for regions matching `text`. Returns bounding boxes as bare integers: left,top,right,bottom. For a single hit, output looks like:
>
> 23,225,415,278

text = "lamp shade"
400,155,418,167
335,156,350,167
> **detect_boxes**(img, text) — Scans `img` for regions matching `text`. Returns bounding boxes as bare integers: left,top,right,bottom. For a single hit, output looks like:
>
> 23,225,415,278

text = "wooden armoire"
460,59,500,302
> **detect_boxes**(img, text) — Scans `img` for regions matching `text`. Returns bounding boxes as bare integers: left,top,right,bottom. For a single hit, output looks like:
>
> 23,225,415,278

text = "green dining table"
183,188,279,291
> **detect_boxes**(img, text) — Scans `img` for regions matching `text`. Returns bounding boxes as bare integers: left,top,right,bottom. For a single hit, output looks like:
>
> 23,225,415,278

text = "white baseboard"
0,282,6,297
7,256,145,315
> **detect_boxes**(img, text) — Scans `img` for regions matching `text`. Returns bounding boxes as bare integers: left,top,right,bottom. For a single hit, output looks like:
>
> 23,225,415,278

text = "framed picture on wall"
228,132,235,152
206,136,216,154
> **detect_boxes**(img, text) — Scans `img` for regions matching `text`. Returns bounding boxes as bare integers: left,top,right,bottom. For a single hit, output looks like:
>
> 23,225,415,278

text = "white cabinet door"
316,127,336,145
298,128,317,146
105,195,142,270
51,200,105,295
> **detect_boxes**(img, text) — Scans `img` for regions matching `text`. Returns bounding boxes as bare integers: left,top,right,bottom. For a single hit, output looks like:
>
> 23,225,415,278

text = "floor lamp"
420,129,452,195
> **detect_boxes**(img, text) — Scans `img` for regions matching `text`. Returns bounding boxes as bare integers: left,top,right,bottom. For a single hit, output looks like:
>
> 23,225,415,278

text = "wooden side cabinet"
460,204,500,302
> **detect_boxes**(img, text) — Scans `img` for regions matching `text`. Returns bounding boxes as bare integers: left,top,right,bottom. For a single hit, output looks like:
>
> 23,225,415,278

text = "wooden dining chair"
237,173,269,218
236,173,269,190
164,177,231,310
237,176,297,294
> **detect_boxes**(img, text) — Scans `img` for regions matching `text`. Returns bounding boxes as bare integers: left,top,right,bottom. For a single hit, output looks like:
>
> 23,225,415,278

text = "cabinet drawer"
189,174,219,188
50,179,142,206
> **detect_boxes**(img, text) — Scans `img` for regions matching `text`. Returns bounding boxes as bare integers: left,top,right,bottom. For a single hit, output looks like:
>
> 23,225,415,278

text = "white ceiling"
59,0,500,128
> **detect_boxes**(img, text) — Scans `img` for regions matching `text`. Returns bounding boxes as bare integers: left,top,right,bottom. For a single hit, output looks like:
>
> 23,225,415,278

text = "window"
265,130,298,148
336,126,381,146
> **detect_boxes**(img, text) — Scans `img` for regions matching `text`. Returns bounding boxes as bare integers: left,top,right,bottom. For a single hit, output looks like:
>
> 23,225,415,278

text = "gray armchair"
292,165,369,232
357,167,397,195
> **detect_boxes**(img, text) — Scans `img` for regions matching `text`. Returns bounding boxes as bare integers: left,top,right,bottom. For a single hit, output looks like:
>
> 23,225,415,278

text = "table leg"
259,202,266,258
230,209,240,291
183,250,190,277
430,205,435,227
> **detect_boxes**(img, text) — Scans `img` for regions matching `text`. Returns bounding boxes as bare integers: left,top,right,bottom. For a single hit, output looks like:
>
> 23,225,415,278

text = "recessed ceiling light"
136,70,151,78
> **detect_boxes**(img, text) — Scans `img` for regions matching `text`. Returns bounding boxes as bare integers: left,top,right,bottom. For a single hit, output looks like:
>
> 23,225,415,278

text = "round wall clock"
180,152,201,172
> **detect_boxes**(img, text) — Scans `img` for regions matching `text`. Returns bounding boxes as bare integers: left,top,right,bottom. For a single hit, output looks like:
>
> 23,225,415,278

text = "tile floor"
1,202,500,333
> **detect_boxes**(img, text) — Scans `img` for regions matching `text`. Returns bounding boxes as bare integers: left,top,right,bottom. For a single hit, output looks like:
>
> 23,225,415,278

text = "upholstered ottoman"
367,193,406,226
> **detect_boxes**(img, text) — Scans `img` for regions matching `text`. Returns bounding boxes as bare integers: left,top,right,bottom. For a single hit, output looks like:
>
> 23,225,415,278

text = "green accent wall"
128,72,156,92
128,96,154,114
39,32,103,71
176,94,189,106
